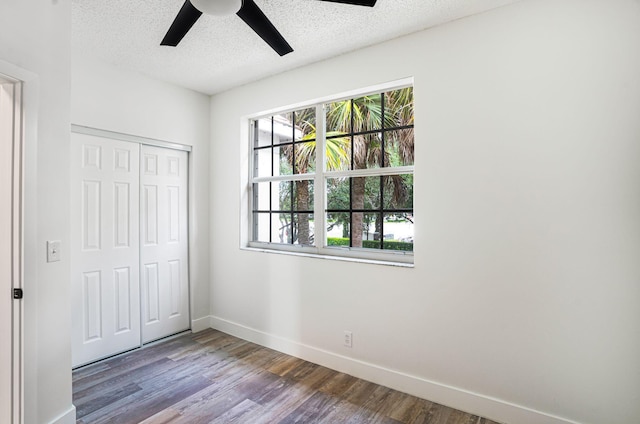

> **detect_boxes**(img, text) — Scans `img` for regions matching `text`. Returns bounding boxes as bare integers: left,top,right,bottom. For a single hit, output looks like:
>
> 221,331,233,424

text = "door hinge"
13,288,23,299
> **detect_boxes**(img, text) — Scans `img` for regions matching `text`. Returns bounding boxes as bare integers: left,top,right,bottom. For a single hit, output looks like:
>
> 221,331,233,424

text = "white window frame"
245,79,414,266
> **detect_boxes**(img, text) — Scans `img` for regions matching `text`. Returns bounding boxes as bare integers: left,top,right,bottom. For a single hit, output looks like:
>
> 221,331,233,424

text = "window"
249,82,414,264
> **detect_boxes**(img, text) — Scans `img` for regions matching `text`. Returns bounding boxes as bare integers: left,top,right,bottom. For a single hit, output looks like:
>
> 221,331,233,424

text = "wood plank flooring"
73,329,500,424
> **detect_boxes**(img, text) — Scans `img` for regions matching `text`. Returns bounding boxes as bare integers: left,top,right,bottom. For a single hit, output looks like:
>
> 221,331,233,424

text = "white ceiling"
72,0,520,95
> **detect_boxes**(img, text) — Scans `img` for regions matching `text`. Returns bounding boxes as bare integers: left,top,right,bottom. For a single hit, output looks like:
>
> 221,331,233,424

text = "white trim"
191,316,211,333
249,77,415,120
324,165,414,179
0,73,22,424
240,242,414,268
0,59,38,424
11,79,23,424
252,173,315,183
16,63,37,424
252,166,415,184
314,103,327,255
243,243,414,265
70,124,192,152
208,315,581,424
48,405,76,424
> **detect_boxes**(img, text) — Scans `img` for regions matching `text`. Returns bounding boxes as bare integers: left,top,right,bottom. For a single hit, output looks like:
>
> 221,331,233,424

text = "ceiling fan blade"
319,0,377,6
236,0,293,56
161,0,203,46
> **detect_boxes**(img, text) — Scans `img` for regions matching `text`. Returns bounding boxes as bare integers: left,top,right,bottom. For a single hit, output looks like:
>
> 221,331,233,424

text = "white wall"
208,1,640,423
71,57,211,328
0,1,74,423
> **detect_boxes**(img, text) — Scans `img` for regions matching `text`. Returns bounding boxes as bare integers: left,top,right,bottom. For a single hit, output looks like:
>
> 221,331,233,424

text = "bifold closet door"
140,145,190,343
71,133,141,367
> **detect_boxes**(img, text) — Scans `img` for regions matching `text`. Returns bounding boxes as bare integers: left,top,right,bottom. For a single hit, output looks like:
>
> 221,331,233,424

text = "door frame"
0,59,38,424
71,124,192,153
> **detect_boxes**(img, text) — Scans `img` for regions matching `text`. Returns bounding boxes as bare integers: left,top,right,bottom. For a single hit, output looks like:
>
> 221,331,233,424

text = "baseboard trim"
191,316,211,333
208,315,580,424
49,404,76,424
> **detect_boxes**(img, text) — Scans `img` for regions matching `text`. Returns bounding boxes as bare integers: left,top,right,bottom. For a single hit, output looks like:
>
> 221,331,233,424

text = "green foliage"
378,240,414,252
327,237,413,252
327,237,350,247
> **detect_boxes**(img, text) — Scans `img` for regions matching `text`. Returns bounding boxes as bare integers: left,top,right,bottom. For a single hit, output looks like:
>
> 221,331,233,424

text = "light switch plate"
47,240,61,262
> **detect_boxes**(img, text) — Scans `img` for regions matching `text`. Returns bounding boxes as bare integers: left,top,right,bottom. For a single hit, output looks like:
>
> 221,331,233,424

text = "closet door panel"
71,133,141,367
140,145,189,343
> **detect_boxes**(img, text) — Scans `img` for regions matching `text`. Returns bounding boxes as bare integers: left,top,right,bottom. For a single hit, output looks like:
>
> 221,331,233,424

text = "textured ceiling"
72,0,520,95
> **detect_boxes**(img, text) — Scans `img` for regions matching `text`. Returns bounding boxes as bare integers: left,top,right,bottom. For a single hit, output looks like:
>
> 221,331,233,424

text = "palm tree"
325,87,414,248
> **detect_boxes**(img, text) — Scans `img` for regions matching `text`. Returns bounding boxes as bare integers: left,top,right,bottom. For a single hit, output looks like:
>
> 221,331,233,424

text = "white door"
71,133,141,367
140,145,190,343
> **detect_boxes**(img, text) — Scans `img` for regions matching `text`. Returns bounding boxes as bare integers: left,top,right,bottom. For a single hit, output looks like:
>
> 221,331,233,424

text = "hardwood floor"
73,329,500,424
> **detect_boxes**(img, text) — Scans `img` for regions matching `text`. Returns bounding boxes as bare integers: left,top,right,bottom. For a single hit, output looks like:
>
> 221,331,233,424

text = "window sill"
241,244,414,268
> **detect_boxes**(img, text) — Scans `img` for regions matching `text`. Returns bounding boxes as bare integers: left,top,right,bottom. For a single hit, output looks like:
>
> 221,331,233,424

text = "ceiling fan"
161,0,378,56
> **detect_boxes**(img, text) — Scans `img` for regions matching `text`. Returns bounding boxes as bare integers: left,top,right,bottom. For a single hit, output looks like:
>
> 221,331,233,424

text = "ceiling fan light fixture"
191,0,242,16
163,0,378,53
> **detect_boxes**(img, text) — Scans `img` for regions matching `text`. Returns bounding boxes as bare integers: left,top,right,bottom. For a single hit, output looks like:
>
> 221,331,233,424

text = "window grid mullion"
350,99,355,170
270,117,274,243
266,184,270,243
251,120,258,243
379,176,384,249
289,181,294,244
325,208,412,213
292,112,296,175
350,99,355,248
270,117,274,177
381,91,386,168
379,93,386,249
316,104,326,249
349,177,354,248
324,124,414,141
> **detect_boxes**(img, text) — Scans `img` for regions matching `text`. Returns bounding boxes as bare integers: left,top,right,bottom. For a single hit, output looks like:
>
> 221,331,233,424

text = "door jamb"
0,59,37,424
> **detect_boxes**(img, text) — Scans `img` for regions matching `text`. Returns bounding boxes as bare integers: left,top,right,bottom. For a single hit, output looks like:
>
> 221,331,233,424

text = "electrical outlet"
47,240,61,262
344,330,353,348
